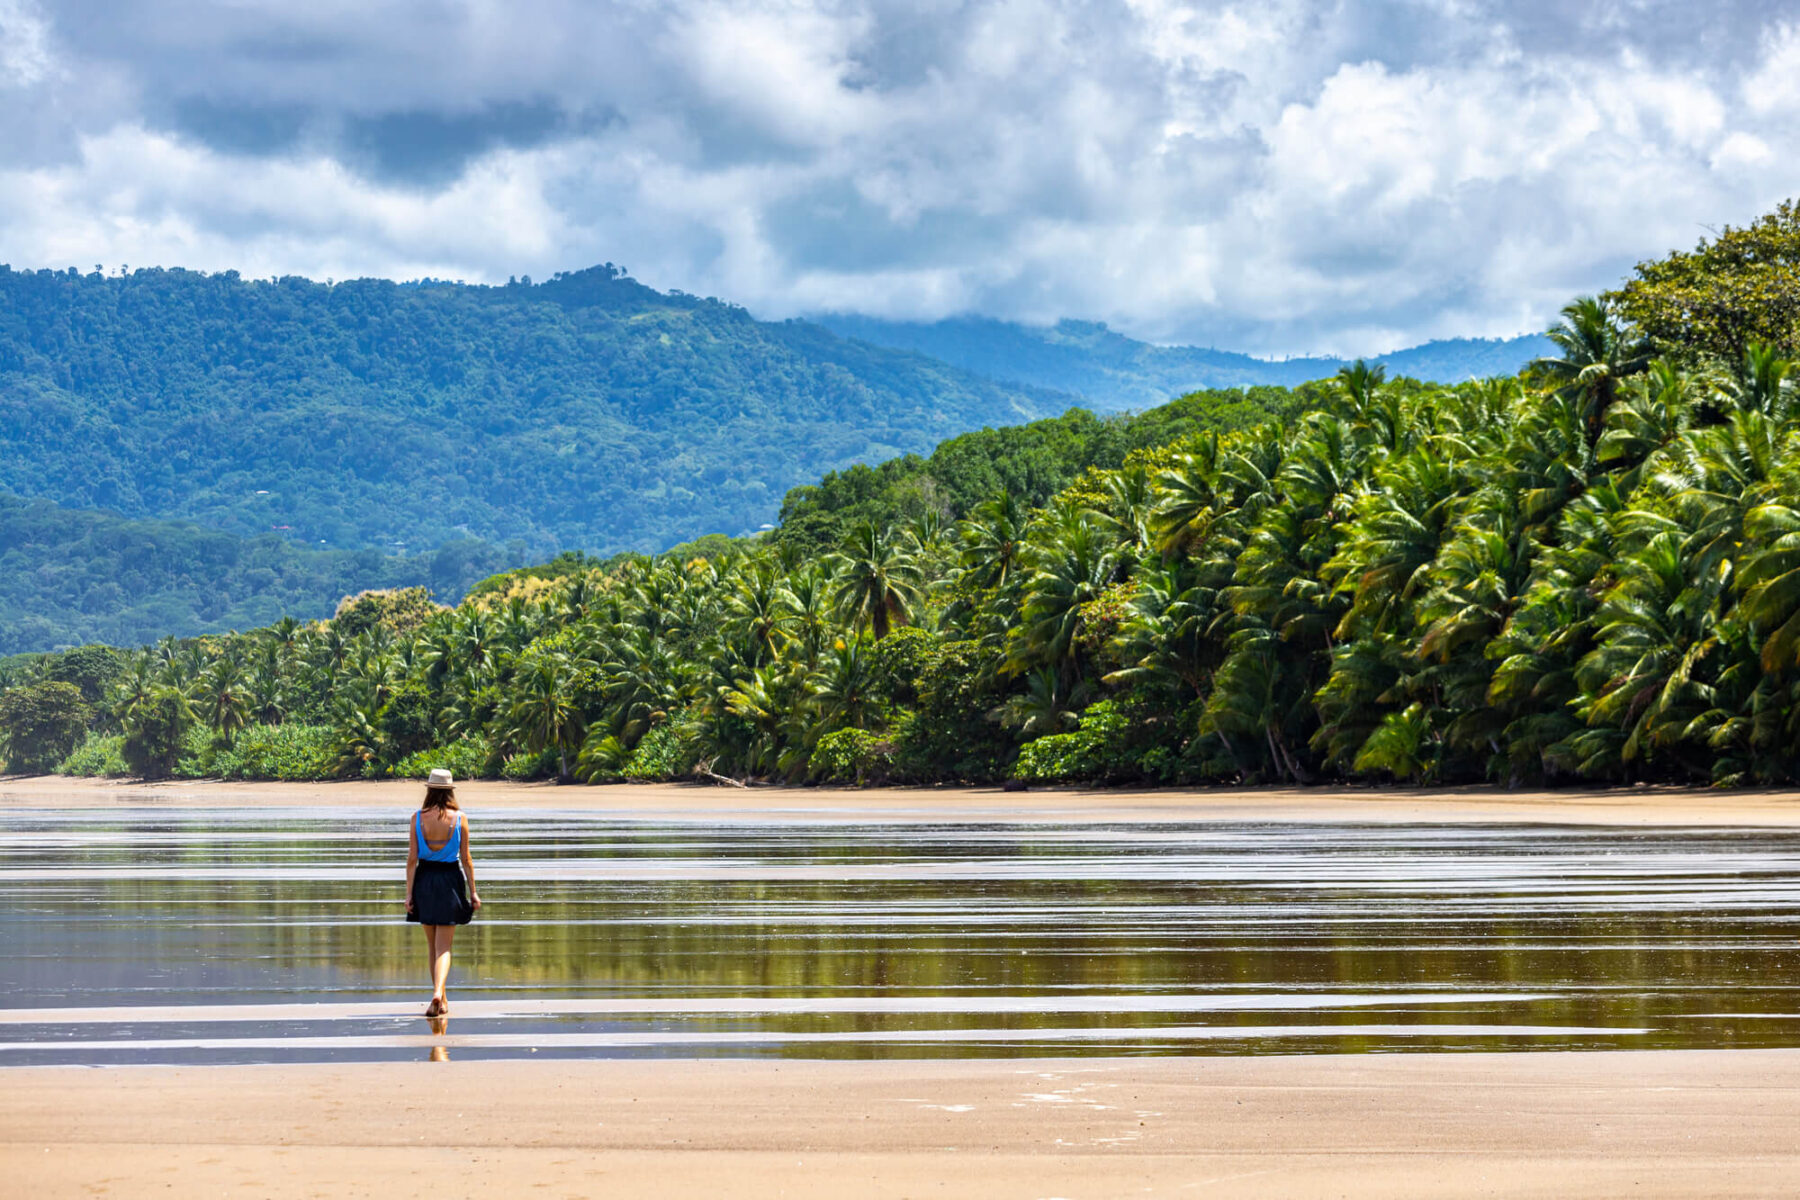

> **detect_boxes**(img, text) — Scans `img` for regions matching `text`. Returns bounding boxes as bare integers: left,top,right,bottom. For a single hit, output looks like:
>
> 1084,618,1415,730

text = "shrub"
56,732,129,777
501,748,557,781
808,727,894,785
0,681,91,773
870,626,937,708
622,721,698,780
393,737,495,782
1013,698,1181,784
39,645,128,705
892,640,1015,782
198,723,336,781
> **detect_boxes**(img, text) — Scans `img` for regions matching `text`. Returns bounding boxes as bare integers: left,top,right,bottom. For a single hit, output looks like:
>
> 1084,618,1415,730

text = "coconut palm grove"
4,202,1800,789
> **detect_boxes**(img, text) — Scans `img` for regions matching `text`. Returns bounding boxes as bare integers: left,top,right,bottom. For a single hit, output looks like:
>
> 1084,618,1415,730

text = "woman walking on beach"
405,769,480,1016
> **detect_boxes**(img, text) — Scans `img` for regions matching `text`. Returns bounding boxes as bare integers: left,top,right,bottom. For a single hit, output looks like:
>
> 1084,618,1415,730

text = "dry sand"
6,1050,1800,1198
10,772,1800,825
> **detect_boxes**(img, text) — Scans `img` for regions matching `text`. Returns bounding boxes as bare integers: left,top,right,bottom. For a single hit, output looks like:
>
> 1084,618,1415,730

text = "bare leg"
420,924,438,1013
430,924,455,1010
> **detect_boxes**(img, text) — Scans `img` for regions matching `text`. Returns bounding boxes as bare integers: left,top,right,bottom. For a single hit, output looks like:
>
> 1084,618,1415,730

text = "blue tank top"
415,811,461,863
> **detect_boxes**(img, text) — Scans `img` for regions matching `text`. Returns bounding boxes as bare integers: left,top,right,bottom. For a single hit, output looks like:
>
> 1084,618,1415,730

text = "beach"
5,1050,1800,1198
6,778,1800,1197
10,773,1800,825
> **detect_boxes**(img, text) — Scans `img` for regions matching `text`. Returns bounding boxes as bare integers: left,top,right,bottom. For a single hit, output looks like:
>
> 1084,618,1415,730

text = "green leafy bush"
892,639,1016,782
393,737,495,783
808,728,895,785
501,748,557,781
1013,699,1182,784
56,732,128,777
120,690,193,780
0,680,90,773
196,724,336,781
622,722,698,780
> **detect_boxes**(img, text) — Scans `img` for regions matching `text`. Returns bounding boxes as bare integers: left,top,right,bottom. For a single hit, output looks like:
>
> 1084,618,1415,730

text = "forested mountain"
0,494,513,654
815,314,1553,411
11,202,1798,790
0,264,1059,557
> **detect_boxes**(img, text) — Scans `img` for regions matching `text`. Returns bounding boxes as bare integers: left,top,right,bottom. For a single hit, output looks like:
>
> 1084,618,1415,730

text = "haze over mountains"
818,315,1554,412
0,262,1549,653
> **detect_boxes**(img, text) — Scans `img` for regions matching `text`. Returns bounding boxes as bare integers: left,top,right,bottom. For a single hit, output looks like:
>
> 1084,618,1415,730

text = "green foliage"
191,723,336,781
817,313,1553,411
121,689,193,779
1012,697,1183,784
502,748,558,781
25,200,1800,792
808,727,894,784
0,493,510,653
892,639,1017,783
1610,199,1800,361
333,588,445,638
378,682,438,760
393,737,495,783
621,721,698,780
38,645,128,705
0,264,1049,585
770,388,1308,555
0,680,90,773
55,732,128,777
869,626,937,708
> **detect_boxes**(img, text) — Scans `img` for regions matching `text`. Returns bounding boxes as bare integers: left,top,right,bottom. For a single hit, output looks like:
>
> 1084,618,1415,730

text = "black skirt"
408,859,474,925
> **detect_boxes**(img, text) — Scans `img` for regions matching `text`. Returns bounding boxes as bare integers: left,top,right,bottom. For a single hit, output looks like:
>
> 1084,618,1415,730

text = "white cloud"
0,0,56,86
0,1,1796,355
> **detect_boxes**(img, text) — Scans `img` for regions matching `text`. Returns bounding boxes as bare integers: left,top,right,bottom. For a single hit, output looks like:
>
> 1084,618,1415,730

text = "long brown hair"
421,786,460,812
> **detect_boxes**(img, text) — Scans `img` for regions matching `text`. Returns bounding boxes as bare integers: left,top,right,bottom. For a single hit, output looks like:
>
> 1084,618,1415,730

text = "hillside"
0,494,512,654
814,314,1553,411
0,265,1060,557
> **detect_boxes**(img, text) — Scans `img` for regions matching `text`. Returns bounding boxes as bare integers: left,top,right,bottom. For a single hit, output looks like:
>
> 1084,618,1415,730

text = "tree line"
5,200,1800,788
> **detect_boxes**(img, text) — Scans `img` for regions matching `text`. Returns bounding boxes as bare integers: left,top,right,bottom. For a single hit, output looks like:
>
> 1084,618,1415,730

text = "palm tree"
1531,296,1652,450
507,653,582,781
1013,514,1118,675
200,658,251,746
829,520,922,640
958,491,1028,589
810,640,877,732
991,667,1089,737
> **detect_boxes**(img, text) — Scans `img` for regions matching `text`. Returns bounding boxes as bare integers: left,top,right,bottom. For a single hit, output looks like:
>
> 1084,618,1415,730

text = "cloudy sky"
0,1,1797,355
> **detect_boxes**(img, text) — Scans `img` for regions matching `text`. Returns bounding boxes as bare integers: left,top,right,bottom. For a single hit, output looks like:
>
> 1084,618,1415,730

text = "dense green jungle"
0,260,1053,554
0,261,1070,650
5,201,1800,789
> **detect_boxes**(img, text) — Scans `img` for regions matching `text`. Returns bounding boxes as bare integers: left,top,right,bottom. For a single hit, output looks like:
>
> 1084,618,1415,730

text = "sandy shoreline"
10,779,1800,1195
6,1050,1800,1198
9,772,1800,825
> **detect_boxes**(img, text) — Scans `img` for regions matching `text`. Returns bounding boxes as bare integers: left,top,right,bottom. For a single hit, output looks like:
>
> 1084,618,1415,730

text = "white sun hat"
427,768,454,788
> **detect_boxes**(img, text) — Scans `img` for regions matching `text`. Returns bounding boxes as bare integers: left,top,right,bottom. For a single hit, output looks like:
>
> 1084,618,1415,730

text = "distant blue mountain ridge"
814,314,1555,413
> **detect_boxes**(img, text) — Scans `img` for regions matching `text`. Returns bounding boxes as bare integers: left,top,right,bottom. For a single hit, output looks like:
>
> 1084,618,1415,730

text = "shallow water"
2,808,1798,1064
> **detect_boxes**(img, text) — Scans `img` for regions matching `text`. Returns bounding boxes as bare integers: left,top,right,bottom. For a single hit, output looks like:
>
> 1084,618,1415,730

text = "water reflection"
427,1014,449,1062
2,809,1799,1064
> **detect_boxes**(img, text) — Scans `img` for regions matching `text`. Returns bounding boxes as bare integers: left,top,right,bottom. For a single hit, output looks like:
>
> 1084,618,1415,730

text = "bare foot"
425,996,445,1018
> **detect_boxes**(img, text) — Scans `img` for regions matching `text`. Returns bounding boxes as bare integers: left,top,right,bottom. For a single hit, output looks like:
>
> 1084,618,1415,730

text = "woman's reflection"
427,1014,450,1062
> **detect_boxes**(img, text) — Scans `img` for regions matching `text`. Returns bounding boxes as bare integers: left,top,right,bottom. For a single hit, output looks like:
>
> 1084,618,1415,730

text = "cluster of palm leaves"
58,296,1800,786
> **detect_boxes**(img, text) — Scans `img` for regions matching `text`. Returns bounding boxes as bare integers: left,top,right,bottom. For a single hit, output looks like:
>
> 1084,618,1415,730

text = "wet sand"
10,773,1800,824
10,779,1800,1195
6,1050,1800,1198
